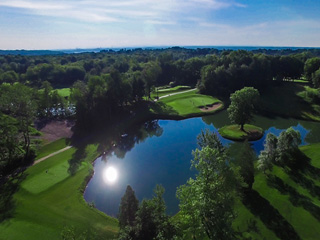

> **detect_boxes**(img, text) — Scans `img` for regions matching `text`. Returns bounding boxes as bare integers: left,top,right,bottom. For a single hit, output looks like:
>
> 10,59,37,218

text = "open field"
0,145,118,240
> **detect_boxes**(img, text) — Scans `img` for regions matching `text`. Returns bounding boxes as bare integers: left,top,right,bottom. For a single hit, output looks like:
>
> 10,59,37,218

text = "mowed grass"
159,89,223,117
218,124,263,141
35,138,69,160
0,145,118,240
38,88,71,98
151,85,192,98
232,143,320,240
56,88,71,98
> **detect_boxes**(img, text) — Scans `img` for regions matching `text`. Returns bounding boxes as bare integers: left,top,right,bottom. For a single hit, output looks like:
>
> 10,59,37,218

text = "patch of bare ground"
199,103,222,112
35,119,74,143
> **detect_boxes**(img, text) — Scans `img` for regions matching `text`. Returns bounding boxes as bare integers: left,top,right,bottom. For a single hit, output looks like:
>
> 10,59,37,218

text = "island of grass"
218,124,263,141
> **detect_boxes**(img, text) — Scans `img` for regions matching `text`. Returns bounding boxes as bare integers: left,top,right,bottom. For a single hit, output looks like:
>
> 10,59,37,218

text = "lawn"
218,124,263,141
156,89,223,117
35,138,69,160
56,88,71,98
0,145,118,240
238,143,320,240
38,88,71,98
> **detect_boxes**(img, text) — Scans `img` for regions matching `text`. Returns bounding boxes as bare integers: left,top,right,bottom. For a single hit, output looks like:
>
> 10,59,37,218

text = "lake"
84,111,320,217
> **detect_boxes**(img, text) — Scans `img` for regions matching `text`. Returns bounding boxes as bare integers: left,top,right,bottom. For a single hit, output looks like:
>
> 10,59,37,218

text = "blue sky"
0,0,320,49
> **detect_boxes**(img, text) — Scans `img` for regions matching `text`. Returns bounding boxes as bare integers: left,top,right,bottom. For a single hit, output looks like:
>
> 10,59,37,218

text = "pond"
84,111,320,217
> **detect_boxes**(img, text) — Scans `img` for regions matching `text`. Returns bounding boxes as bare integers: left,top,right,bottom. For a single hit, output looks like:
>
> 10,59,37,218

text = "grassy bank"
218,124,263,141
0,145,118,240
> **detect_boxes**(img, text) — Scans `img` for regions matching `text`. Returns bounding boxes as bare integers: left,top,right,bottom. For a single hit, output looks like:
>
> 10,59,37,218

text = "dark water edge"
84,111,320,217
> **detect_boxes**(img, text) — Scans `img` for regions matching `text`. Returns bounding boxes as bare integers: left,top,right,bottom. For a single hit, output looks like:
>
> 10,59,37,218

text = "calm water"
84,111,320,216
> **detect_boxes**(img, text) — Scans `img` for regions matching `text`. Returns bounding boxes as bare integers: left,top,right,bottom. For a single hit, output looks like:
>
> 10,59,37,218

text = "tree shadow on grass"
285,150,320,201
68,146,86,176
242,189,301,240
0,173,26,222
267,175,320,222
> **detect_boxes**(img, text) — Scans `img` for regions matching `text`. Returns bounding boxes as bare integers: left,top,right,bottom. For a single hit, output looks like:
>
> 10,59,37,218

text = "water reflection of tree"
113,120,163,159
203,111,320,144
68,119,163,173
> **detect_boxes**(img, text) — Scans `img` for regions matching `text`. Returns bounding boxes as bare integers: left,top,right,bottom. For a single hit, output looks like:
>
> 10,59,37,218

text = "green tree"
227,87,260,131
118,185,177,240
197,129,225,153
39,81,53,117
142,61,161,100
312,68,320,88
0,114,24,178
177,145,238,240
118,185,139,229
257,133,278,174
276,127,301,164
304,57,320,82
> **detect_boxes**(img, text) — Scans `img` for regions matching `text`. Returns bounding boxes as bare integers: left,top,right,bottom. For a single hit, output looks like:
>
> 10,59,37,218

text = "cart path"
155,88,197,101
33,146,72,165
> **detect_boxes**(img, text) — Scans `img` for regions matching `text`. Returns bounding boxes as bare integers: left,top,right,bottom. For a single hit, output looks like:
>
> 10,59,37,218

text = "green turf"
38,88,71,98
0,145,118,240
218,124,263,141
56,88,71,98
157,89,223,117
36,138,69,160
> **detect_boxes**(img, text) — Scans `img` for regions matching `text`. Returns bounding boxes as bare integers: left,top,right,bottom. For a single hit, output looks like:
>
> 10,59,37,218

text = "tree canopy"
227,87,260,130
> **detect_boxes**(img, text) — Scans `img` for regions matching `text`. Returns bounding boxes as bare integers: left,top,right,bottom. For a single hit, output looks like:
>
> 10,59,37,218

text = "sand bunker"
199,103,222,112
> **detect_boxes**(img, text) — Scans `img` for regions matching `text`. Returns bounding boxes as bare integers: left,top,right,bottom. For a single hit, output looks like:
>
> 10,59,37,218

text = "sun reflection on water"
103,166,118,184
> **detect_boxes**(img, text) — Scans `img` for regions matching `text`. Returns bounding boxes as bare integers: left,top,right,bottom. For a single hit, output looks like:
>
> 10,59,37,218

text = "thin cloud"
0,0,246,24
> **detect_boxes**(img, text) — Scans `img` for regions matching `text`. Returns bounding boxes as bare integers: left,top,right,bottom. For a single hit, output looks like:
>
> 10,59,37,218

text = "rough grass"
158,89,223,117
218,124,263,141
0,145,118,240
35,138,69,160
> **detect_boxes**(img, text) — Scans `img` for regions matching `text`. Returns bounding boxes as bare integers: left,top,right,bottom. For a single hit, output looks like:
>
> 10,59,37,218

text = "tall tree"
177,145,238,240
227,87,260,131
257,133,278,174
118,185,139,229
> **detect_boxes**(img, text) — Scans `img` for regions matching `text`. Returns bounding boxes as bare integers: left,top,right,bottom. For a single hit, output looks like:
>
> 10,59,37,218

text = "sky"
0,0,320,50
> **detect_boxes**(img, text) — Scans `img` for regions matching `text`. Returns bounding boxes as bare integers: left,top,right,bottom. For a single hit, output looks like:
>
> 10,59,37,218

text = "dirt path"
33,146,72,166
155,88,197,101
